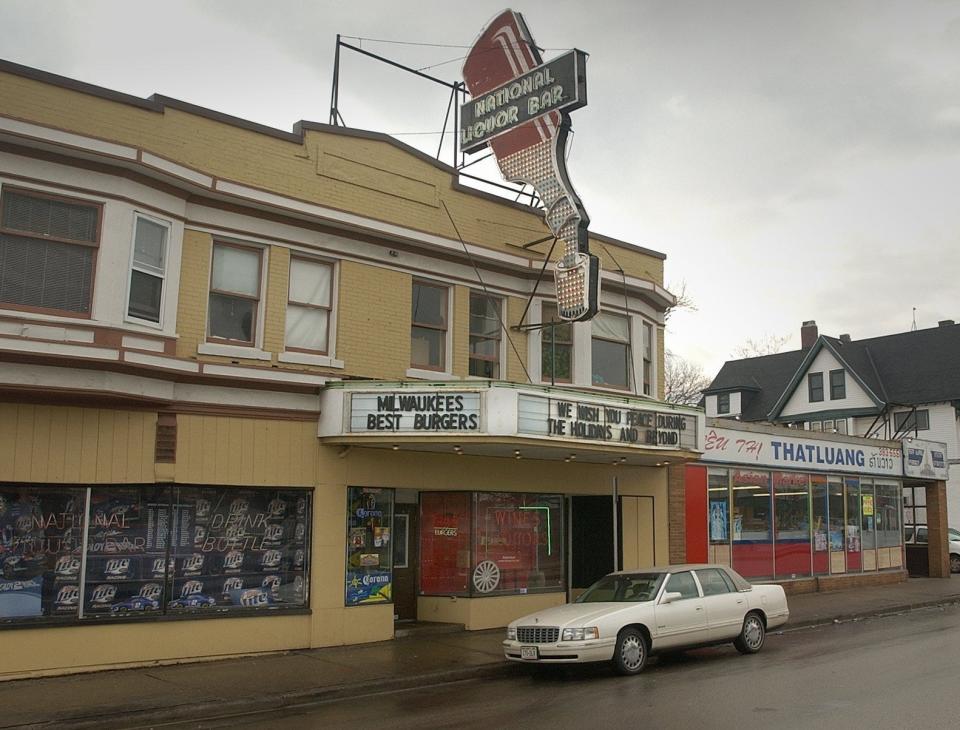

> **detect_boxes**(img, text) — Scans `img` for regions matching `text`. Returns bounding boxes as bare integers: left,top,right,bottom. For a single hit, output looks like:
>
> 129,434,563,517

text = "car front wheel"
951,554,960,573
613,627,649,675
734,612,765,654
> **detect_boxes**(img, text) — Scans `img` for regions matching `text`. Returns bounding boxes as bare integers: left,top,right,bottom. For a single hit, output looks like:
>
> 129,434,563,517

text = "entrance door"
570,496,614,596
620,496,655,570
392,503,418,621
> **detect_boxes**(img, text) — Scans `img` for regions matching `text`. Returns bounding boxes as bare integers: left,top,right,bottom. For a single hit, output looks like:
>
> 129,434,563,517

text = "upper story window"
469,291,501,378
894,409,930,432
642,321,653,396
126,214,169,325
0,187,100,317
808,372,824,402
541,302,572,383
829,369,846,400
411,281,447,370
591,311,630,390
208,242,262,345
285,257,333,354
717,392,730,414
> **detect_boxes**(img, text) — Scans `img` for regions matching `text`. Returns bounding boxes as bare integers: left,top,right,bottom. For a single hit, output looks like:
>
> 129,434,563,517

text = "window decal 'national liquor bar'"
461,10,599,322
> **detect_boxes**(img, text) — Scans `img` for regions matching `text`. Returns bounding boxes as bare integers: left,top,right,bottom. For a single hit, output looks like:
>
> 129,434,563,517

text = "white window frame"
124,212,171,329
590,310,632,392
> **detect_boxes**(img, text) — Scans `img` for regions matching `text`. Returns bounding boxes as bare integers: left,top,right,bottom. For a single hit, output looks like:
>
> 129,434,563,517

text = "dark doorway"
393,502,419,621
570,496,614,591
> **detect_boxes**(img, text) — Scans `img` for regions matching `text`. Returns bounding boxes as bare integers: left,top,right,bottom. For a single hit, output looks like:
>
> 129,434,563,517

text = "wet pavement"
2,575,959,730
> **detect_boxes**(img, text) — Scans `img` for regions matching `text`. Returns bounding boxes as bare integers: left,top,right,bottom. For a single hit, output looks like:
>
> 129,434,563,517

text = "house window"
717,393,730,414
591,312,630,389
808,372,824,402
541,302,572,383
0,187,100,316
643,321,653,395
834,419,848,434
411,281,447,370
809,421,822,431
894,409,930,432
127,214,168,324
285,257,332,353
830,369,846,400
469,291,501,378
208,242,262,344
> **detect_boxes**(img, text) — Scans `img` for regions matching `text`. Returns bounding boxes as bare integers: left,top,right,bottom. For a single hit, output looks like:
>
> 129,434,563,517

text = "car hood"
509,601,647,628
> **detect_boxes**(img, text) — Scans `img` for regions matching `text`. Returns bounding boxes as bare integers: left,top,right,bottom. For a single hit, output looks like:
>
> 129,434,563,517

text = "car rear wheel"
734,612,765,654
951,554,960,573
613,628,648,675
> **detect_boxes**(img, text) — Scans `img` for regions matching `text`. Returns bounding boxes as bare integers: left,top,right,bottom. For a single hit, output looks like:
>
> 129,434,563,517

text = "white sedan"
503,564,789,675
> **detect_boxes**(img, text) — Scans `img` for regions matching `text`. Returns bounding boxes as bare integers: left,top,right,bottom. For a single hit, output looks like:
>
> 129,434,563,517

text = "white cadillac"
503,564,789,675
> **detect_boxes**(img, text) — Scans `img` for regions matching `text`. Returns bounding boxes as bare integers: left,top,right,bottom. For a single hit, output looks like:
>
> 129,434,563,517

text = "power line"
340,35,567,51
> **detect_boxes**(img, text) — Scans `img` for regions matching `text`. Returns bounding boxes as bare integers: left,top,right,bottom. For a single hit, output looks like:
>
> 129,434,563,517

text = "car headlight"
506,626,517,640
562,627,599,641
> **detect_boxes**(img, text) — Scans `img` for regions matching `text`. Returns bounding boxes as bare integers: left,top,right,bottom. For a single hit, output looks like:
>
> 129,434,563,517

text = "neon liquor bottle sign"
460,10,599,322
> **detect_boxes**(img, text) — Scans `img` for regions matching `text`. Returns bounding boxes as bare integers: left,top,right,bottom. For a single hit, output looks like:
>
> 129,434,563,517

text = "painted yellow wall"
419,593,566,631
0,403,155,483
173,414,317,487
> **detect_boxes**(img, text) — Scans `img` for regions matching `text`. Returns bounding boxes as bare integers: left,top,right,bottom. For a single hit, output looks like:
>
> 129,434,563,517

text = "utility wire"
598,242,641,397
441,200,533,384
340,35,567,51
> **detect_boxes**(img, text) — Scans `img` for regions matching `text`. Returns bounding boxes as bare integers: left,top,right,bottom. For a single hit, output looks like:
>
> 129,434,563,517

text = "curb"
26,662,525,730
18,595,960,730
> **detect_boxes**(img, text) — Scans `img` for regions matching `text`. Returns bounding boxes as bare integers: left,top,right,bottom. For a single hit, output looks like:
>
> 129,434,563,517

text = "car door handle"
736,599,744,605
696,606,703,611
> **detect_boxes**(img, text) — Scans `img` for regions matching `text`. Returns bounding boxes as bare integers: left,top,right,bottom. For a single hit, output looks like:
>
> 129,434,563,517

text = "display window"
707,470,729,544
0,486,85,621
1,483,311,627
419,492,470,595
419,491,564,597
345,487,393,606
731,470,772,579
773,472,809,578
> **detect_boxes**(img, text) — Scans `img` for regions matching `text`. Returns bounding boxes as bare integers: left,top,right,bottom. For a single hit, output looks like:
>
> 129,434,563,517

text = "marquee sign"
517,394,698,450
350,392,481,433
461,10,599,322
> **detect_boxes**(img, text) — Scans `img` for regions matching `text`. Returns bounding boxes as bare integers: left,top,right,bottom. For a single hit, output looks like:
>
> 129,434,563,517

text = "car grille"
516,626,559,644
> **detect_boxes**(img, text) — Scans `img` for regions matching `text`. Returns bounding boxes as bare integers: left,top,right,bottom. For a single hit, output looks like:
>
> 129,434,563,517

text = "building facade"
0,60,702,679
702,320,960,534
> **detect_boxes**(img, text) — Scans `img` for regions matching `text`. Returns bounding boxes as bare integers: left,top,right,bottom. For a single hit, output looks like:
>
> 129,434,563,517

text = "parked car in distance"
503,564,789,675
905,526,960,573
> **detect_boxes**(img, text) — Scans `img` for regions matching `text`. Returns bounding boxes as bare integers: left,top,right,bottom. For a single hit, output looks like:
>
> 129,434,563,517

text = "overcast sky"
3,0,958,377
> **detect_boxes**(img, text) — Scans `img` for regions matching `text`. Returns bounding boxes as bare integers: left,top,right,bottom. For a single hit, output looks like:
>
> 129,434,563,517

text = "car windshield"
576,573,665,603
949,529,960,541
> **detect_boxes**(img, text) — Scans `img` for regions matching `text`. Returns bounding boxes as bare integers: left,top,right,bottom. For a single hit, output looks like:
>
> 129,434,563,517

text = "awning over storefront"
318,382,704,466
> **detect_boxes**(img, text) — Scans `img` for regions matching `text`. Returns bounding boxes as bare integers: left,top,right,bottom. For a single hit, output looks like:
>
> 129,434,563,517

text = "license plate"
520,646,539,660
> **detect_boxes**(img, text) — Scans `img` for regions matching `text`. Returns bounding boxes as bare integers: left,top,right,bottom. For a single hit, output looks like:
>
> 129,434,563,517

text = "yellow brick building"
0,59,702,679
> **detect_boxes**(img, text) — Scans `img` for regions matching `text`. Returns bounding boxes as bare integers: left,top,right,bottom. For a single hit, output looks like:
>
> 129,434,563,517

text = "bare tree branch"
664,280,697,323
663,350,712,406
732,332,791,359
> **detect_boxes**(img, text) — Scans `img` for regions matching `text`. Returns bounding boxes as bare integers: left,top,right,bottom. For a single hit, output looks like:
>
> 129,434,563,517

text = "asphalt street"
151,603,960,730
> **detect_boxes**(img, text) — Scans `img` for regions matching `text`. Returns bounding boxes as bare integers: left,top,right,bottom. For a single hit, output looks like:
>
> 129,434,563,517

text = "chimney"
939,319,955,327
801,320,818,348
839,334,851,343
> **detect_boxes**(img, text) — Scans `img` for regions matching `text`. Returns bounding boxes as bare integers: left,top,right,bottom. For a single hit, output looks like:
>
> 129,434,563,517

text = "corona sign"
461,10,599,321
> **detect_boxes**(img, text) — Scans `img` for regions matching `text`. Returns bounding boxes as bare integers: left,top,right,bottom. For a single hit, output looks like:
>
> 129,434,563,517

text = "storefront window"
2,484,311,626
708,471,730,544
345,487,393,606
875,481,901,548
419,491,564,597
731,470,772,578
773,472,809,578
828,478,845,573
0,485,85,622
811,476,829,574
845,478,862,572
419,492,470,595
472,492,563,595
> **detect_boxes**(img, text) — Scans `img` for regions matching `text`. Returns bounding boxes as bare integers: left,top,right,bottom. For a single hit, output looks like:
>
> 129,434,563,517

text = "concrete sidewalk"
3,575,959,730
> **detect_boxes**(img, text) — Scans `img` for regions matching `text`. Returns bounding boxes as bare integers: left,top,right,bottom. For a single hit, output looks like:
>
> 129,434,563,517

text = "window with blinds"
0,188,100,315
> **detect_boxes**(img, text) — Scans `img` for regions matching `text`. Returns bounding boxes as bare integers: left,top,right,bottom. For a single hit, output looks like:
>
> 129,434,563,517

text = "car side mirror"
660,591,683,604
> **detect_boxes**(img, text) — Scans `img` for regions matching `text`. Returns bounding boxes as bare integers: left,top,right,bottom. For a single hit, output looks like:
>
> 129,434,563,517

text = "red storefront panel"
685,465,708,563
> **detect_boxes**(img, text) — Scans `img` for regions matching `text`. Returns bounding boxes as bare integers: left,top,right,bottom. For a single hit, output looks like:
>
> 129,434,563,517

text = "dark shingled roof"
705,322,960,421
